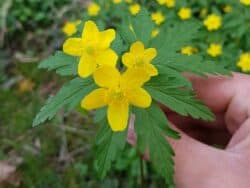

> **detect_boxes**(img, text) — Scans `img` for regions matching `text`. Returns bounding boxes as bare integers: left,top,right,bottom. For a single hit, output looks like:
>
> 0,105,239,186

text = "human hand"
128,73,250,188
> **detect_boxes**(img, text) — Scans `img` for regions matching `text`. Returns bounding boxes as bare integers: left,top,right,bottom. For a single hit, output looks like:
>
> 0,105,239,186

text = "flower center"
86,46,95,55
107,87,127,103
135,58,145,67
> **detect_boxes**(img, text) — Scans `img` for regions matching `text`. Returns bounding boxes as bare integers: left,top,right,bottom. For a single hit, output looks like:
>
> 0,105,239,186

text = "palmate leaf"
95,120,127,179
33,78,95,127
133,103,180,186
131,8,154,46
156,54,231,77
117,8,154,46
151,21,201,59
151,21,231,76
145,74,215,121
38,51,78,76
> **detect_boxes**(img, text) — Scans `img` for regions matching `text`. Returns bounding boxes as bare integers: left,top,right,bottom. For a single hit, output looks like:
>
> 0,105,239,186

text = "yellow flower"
63,21,117,78
129,4,141,15
125,0,133,3
223,5,233,13
207,43,222,57
18,79,34,93
181,46,198,56
200,8,208,17
237,53,250,72
151,12,165,25
178,7,192,20
122,41,158,77
82,66,152,131
240,0,250,6
203,14,222,31
87,2,100,16
166,0,175,8
113,0,122,4
156,0,175,8
62,20,81,36
151,28,160,38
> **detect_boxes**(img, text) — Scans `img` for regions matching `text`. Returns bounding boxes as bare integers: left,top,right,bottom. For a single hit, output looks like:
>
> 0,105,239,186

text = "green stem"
140,156,144,188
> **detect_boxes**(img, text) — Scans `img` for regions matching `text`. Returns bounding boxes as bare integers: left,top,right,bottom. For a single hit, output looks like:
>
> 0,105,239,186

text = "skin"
128,73,250,188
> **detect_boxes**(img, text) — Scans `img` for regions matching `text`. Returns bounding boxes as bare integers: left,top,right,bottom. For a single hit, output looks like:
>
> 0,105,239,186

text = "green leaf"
38,51,78,76
157,55,231,77
111,33,125,56
33,78,95,127
131,8,154,46
156,66,192,89
93,107,107,124
145,76,215,121
133,103,179,185
152,21,201,59
95,121,127,179
116,21,136,45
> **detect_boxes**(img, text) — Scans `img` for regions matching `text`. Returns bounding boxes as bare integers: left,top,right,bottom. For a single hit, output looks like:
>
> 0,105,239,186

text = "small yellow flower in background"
151,28,160,38
207,43,222,57
151,12,165,25
122,41,158,77
200,8,208,17
223,5,233,13
82,66,152,131
157,0,166,4
178,7,192,20
203,14,222,31
156,0,175,8
237,53,250,72
87,2,100,16
62,20,81,36
63,21,117,78
129,4,141,15
113,0,122,4
166,0,175,8
240,0,250,6
125,0,133,3
18,79,35,93
181,46,198,56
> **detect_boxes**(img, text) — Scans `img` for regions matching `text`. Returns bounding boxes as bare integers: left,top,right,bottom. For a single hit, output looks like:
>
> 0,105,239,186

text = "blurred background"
1,0,250,187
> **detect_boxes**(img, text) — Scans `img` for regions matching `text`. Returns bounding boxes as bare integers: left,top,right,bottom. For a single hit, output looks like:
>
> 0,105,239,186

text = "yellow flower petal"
127,88,151,108
130,41,145,55
81,21,99,41
144,48,157,62
122,53,136,67
63,38,83,56
99,29,116,49
145,63,158,76
121,68,150,89
94,66,120,88
107,101,129,131
81,88,108,110
78,55,97,78
96,49,118,67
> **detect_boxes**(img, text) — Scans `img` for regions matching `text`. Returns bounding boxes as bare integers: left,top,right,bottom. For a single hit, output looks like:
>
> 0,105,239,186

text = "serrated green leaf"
111,33,125,56
133,103,179,185
145,76,215,121
131,8,154,46
93,107,106,124
33,78,95,127
152,21,201,59
95,121,127,179
38,51,78,76
160,55,231,76
116,22,136,45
